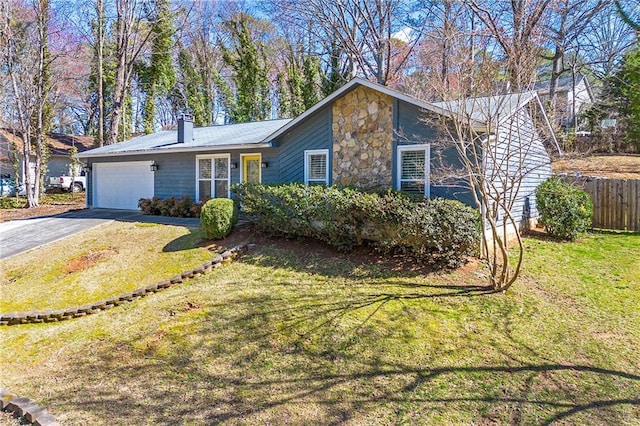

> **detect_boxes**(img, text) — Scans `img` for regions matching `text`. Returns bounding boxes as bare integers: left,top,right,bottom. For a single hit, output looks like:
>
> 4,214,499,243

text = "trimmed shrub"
536,177,593,240
200,198,238,239
138,196,200,218
232,183,480,267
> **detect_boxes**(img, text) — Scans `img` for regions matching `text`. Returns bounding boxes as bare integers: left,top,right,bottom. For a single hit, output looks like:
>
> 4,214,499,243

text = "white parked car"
48,175,87,192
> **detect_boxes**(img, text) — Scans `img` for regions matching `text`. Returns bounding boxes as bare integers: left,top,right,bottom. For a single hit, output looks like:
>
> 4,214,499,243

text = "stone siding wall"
332,86,393,188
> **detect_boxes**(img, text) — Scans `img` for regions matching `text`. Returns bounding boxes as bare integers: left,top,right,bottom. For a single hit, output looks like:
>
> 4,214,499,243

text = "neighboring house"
533,74,594,131
0,129,93,185
77,78,555,230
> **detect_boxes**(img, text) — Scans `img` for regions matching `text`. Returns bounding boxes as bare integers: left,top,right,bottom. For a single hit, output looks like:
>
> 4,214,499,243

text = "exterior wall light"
150,161,159,172
261,161,268,168
230,162,238,169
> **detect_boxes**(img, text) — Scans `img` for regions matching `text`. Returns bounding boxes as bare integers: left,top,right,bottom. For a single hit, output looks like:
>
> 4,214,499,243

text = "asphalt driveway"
0,209,200,260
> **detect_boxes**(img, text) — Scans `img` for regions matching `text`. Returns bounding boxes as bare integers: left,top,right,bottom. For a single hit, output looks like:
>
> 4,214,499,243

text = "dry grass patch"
64,247,118,273
0,221,212,312
553,154,640,179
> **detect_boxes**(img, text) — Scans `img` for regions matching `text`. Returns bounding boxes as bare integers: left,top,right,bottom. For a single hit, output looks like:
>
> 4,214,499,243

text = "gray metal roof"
78,119,291,158
431,92,537,126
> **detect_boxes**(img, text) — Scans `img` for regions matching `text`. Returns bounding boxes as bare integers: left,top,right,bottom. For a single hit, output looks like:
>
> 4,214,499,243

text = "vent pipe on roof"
177,114,193,143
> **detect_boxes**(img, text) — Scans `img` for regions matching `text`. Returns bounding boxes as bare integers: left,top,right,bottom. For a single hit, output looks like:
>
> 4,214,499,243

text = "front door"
242,154,261,184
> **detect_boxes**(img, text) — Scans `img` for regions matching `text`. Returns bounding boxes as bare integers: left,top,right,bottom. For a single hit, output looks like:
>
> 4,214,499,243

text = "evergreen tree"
276,71,291,118
221,13,271,123
606,43,640,149
176,48,210,127
287,59,305,116
301,55,321,109
322,41,347,96
142,0,176,133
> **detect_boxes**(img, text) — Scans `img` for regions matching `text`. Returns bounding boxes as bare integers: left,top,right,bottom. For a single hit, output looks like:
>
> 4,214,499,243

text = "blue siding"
85,147,283,207
396,100,437,145
395,100,473,204
275,106,332,183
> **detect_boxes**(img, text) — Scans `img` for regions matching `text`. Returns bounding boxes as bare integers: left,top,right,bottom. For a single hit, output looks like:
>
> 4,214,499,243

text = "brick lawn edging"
1,388,58,426
0,244,256,326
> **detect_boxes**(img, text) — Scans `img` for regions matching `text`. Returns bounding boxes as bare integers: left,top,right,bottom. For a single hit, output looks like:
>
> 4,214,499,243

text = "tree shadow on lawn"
61,326,640,425
52,271,640,425
42,238,639,424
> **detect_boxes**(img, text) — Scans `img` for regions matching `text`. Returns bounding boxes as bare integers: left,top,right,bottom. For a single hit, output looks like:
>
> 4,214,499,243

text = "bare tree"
106,0,154,144
400,1,481,100
1,0,54,207
468,0,552,91
425,32,558,291
271,0,423,85
96,0,105,146
542,0,606,117
581,1,638,82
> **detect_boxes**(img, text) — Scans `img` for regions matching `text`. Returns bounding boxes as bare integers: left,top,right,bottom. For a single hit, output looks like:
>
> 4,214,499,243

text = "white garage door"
94,161,154,210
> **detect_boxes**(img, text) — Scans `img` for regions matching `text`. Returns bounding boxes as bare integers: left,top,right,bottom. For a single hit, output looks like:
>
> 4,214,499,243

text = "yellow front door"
242,155,261,184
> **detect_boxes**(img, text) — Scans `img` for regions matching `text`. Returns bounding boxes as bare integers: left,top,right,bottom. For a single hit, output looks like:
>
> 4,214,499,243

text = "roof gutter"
76,142,274,159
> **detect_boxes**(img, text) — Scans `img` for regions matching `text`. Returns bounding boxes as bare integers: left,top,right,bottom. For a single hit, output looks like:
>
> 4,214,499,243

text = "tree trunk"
548,45,564,124
107,5,128,145
97,0,105,147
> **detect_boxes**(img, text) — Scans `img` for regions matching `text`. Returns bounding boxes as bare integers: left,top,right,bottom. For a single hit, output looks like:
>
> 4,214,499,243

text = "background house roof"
78,119,292,158
0,129,95,163
532,74,588,94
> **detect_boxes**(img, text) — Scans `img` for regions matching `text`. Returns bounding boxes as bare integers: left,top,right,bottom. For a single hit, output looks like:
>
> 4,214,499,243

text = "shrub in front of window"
200,198,239,239
535,177,593,240
138,196,200,218
232,183,480,267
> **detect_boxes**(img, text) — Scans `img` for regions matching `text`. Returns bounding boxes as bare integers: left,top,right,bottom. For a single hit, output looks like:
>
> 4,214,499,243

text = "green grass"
0,230,638,425
0,221,212,312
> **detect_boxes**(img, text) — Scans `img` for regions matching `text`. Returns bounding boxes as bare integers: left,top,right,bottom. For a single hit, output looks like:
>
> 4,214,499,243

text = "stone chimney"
177,114,193,143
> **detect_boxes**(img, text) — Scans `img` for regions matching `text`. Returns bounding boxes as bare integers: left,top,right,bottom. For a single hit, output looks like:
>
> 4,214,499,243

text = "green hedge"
535,177,593,240
232,183,480,267
200,198,239,239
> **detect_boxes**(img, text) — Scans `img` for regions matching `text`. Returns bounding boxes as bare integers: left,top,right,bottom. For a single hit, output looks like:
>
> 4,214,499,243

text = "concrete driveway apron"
0,209,145,260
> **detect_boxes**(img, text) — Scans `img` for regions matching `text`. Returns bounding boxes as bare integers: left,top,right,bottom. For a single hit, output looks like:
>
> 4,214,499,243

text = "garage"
93,161,154,209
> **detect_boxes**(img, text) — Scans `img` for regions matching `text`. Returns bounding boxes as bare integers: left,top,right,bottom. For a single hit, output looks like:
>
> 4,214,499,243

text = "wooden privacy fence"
568,177,640,232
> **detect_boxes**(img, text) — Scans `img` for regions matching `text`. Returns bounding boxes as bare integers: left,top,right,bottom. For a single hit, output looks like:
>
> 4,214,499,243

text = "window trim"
396,144,430,197
240,153,262,184
195,154,231,200
304,149,329,185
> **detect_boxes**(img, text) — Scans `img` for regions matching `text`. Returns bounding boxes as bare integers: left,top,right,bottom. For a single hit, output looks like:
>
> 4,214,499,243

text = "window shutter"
309,154,327,180
401,150,425,180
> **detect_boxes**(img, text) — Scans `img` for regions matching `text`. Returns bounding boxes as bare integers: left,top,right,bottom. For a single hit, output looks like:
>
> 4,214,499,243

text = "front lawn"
0,221,212,312
0,229,638,424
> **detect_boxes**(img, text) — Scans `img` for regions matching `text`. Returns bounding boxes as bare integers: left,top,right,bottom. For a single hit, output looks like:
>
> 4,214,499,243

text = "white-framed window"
304,149,329,186
196,154,230,201
397,144,430,197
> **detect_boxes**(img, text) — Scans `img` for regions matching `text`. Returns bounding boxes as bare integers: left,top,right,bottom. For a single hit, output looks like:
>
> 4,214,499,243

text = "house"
533,74,594,131
0,129,93,185
77,78,555,230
